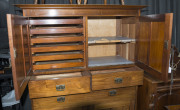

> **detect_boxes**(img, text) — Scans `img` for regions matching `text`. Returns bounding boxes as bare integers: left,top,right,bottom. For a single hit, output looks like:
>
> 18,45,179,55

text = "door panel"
137,22,151,65
149,22,165,72
7,14,31,100
135,13,173,82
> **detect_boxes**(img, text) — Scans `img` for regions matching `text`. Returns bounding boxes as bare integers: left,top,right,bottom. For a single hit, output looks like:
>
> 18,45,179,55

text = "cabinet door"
135,13,173,82
7,14,32,100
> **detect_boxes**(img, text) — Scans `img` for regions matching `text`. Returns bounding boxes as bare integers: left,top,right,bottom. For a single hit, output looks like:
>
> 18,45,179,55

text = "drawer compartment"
28,72,90,98
31,87,136,110
91,66,143,90
30,16,86,74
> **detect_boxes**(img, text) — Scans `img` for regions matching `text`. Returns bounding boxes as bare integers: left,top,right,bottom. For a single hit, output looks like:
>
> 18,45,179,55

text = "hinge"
13,48,17,58
164,40,169,49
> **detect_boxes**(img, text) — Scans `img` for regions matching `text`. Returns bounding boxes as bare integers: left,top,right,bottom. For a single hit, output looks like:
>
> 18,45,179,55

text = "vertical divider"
83,16,88,70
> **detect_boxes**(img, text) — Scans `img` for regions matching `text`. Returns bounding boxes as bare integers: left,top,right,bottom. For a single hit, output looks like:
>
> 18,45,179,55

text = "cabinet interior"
88,16,135,67
28,16,136,74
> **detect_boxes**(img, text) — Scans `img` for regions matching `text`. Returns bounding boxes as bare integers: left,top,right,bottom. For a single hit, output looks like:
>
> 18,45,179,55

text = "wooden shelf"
88,56,134,67
88,37,135,44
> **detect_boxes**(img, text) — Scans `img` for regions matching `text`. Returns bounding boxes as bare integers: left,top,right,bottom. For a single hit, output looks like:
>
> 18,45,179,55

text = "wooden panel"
22,25,31,76
29,19,83,25
29,72,90,98
129,24,136,61
31,45,84,53
31,87,136,110
88,44,116,57
88,18,116,57
91,67,143,90
30,27,83,34
16,4,146,10
165,105,180,110
32,53,83,63
121,24,129,59
136,13,173,82
116,18,136,61
31,36,84,44
23,9,139,17
7,14,31,100
88,18,116,37
33,68,85,75
136,22,150,65
33,62,84,70
137,74,157,110
149,22,165,72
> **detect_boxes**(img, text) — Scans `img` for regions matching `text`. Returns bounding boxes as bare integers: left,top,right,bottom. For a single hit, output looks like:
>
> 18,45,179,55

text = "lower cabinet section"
31,87,137,110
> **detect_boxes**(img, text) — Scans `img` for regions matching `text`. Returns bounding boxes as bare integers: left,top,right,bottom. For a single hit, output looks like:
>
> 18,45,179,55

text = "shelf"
88,37,135,45
88,56,134,67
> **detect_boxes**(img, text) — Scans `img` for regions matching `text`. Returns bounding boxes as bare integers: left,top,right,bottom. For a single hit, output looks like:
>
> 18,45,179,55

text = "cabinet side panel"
116,18,136,62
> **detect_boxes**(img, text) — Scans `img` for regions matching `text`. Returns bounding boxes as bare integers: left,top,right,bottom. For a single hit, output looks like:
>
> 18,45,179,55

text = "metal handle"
56,85,65,91
109,90,117,96
114,78,123,84
57,96,65,102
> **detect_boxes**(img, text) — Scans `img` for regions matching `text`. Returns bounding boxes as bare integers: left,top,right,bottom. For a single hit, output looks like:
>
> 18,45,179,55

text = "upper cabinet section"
15,5,146,17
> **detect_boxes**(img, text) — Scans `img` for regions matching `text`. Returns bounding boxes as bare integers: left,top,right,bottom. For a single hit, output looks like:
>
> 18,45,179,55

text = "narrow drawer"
31,87,136,110
28,72,90,99
91,66,143,90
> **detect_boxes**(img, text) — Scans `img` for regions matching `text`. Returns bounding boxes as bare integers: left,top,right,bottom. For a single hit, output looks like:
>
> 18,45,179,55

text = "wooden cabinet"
6,5,173,110
138,73,180,110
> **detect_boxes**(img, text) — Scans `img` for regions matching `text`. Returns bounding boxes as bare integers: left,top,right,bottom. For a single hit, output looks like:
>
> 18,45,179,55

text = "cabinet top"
15,4,147,9
15,5,147,17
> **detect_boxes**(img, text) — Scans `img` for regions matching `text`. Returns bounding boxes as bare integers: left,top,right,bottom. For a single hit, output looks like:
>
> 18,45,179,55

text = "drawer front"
29,73,90,99
91,67,143,90
31,87,136,110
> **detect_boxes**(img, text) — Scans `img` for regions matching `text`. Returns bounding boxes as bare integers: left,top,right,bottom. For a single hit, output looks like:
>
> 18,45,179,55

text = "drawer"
31,87,136,110
91,66,143,90
28,72,90,98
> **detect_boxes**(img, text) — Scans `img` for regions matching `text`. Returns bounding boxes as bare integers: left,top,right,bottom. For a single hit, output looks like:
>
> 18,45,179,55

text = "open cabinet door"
135,13,173,82
7,14,32,100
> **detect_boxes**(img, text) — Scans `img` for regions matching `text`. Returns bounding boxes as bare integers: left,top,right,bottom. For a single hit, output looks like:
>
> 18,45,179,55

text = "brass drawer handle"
114,78,123,84
57,96,65,102
56,85,65,91
109,90,117,96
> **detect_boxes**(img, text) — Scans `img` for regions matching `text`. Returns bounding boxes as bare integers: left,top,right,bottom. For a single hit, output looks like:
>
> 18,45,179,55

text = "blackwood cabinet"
7,5,173,110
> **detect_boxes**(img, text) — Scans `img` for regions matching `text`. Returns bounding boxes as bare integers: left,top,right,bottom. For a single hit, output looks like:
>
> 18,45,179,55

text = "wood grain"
32,53,83,63
91,67,143,90
31,87,136,110
30,27,83,35
88,18,116,57
29,19,83,25
7,14,31,100
136,13,173,82
31,45,84,53
29,72,90,98
149,22,164,73
31,36,84,44
136,22,150,65
33,62,84,70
